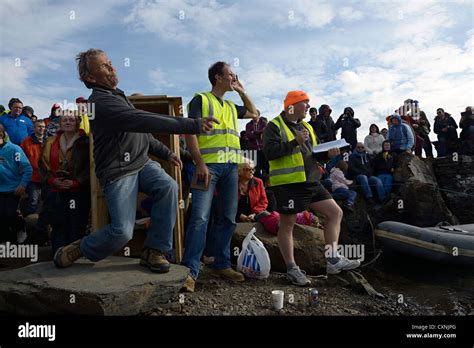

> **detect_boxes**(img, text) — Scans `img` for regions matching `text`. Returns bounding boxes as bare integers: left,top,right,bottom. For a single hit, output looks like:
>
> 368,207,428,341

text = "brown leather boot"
209,268,245,282
140,248,170,273
53,239,83,268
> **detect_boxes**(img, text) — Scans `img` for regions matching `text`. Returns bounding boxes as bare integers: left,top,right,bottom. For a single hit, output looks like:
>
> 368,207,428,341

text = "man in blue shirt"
0,98,34,145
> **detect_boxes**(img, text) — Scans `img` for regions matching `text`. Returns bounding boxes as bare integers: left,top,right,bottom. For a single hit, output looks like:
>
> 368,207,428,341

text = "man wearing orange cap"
263,91,361,286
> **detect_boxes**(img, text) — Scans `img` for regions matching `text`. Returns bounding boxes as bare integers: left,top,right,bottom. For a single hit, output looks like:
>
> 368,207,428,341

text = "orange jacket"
20,135,43,183
238,177,268,214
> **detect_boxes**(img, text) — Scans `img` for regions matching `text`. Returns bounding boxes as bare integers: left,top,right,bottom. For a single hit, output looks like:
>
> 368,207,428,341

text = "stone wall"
432,155,474,224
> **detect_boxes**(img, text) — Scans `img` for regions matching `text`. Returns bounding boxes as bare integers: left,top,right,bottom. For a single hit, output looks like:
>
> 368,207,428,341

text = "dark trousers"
417,132,433,157
254,150,269,183
31,185,53,244
0,192,23,243
49,191,91,255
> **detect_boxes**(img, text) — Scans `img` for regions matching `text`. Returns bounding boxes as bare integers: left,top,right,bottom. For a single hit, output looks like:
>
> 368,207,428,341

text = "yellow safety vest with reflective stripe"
79,114,90,135
188,92,241,164
268,115,317,186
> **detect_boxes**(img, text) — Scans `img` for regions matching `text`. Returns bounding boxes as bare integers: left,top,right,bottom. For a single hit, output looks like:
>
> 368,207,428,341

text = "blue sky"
1,0,473,137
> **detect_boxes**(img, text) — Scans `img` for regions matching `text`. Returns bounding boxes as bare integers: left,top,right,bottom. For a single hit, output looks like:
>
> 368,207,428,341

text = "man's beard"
109,75,119,87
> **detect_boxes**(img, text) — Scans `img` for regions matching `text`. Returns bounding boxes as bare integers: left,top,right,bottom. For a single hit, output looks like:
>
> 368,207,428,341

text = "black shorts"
270,182,332,215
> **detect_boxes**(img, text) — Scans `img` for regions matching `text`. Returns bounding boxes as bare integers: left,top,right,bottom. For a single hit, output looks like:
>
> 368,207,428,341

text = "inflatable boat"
375,221,474,266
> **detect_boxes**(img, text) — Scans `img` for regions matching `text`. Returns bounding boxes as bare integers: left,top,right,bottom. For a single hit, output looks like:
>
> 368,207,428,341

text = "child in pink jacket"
329,160,357,212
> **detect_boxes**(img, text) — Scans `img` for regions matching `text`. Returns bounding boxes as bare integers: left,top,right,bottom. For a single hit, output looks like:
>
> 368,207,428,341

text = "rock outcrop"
0,257,188,315
338,154,469,248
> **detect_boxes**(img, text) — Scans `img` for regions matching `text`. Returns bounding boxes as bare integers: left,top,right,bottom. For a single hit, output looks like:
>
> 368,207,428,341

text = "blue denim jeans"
25,182,42,215
377,174,393,196
182,163,238,279
203,195,219,258
321,178,333,192
80,160,178,261
332,187,357,205
355,174,385,202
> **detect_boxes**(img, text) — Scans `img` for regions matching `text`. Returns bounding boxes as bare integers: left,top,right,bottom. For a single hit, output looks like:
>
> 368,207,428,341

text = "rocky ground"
145,266,424,316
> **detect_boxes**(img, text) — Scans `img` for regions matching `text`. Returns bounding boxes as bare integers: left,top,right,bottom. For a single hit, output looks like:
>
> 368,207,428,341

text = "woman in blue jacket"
0,124,32,242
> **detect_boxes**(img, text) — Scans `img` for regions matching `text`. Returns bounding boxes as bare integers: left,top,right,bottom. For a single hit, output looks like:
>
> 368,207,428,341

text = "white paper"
312,139,350,154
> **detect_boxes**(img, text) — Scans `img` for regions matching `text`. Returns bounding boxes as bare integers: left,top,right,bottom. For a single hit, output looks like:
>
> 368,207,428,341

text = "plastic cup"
271,290,284,310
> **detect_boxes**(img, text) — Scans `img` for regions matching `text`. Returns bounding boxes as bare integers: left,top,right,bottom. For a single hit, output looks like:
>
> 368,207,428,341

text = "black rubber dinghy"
375,221,474,266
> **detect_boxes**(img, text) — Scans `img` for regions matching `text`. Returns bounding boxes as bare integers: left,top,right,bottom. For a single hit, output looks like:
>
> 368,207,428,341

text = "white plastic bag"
237,227,271,279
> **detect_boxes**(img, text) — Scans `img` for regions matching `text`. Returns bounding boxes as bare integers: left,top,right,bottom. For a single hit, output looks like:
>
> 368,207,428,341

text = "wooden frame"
89,95,185,262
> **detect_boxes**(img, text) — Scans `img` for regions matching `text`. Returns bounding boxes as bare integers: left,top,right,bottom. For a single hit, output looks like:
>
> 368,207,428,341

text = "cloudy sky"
1,0,473,137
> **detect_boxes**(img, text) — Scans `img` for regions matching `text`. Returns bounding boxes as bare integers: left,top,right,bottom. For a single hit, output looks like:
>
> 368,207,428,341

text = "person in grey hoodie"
53,49,218,272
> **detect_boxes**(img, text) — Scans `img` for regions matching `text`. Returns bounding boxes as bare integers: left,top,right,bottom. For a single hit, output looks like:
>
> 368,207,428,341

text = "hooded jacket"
348,150,372,178
387,114,414,151
372,150,396,175
335,107,361,149
330,167,353,191
0,141,32,192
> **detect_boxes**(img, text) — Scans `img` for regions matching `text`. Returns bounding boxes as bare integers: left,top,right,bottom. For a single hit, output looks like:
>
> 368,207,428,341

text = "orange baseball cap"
284,90,310,109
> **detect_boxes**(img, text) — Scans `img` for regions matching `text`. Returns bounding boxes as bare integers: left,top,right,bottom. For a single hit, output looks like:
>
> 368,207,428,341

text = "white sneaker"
326,256,361,275
287,266,311,286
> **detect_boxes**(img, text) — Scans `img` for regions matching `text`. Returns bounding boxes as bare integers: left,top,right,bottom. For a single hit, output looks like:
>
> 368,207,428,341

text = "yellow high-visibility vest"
79,114,90,135
188,92,241,164
268,114,317,186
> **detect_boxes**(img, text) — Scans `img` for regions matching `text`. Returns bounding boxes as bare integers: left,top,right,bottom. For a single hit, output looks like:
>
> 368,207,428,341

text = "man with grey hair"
53,48,218,273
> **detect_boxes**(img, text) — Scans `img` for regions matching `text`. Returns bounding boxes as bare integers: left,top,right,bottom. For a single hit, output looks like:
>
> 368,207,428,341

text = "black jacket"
335,112,361,149
348,151,372,179
322,116,336,141
308,117,328,143
433,115,458,139
88,86,202,183
372,151,396,175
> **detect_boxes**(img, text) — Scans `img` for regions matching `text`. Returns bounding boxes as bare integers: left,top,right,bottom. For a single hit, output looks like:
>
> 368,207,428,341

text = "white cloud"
338,68,401,96
339,6,364,21
1,0,472,134
0,0,127,116
270,0,335,29
149,68,176,92
369,1,456,44
124,0,239,50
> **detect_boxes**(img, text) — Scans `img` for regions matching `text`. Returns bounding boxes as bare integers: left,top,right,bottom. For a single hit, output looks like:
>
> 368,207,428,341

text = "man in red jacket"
20,120,46,216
